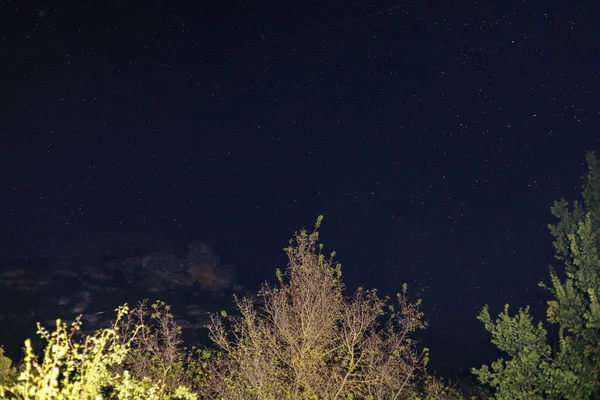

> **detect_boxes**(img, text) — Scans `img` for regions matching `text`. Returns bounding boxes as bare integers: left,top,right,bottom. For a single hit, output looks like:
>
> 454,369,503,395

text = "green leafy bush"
0,347,17,387
0,305,197,400
474,151,600,399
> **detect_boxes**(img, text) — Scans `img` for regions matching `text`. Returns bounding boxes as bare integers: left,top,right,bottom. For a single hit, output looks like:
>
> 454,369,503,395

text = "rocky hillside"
0,240,241,361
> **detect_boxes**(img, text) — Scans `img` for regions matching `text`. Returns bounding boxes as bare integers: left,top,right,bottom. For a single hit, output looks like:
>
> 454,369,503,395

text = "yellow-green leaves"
316,214,324,227
477,152,600,399
0,304,199,400
200,217,443,399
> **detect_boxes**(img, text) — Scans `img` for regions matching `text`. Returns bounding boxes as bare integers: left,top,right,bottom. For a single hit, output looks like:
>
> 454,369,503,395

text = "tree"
473,151,600,399
197,216,458,399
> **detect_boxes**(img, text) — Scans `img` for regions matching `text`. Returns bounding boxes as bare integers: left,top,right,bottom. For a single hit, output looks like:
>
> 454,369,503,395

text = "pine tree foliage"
473,151,600,399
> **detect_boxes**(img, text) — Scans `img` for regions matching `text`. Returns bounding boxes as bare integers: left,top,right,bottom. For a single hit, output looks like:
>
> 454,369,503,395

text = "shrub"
473,151,600,399
0,347,17,387
0,305,197,400
113,300,195,394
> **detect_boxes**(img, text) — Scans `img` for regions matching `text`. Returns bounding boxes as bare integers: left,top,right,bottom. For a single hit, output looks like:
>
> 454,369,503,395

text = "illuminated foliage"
0,218,467,399
0,304,197,400
198,216,460,399
473,152,600,399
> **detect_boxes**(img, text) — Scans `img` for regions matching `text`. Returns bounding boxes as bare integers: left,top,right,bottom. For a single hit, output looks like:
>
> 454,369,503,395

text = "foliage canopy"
473,151,600,399
0,216,464,399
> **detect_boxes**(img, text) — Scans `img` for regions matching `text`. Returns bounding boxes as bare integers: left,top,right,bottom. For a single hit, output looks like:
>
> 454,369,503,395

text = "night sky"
2,0,600,376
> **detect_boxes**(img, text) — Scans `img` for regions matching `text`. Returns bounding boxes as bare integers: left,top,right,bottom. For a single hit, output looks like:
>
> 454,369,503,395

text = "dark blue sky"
1,0,599,374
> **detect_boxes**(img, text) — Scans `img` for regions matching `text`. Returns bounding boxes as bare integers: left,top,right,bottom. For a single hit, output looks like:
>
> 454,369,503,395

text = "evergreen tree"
473,151,600,399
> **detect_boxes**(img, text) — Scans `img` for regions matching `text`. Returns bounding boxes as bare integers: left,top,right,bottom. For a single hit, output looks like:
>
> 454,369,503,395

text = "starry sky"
1,0,600,376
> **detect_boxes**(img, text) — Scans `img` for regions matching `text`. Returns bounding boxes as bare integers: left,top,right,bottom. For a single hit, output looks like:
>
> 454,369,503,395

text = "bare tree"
114,300,192,397
200,216,441,399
